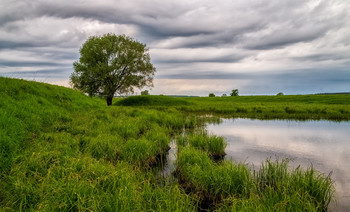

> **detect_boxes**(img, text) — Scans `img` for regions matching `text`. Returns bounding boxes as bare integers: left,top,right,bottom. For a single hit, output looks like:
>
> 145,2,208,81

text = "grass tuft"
176,131,227,159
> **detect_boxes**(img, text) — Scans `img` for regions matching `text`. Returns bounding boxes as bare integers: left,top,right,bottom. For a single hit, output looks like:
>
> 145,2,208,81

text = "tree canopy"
70,34,156,105
230,89,239,96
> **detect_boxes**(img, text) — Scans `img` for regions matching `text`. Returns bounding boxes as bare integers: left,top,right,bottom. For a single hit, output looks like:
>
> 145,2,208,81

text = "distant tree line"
209,89,239,97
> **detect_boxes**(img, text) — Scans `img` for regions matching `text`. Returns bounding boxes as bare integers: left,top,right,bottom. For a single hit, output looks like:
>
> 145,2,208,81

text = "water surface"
207,118,350,211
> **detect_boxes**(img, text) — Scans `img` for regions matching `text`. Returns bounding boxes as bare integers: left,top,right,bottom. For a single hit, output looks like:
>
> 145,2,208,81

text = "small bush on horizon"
230,89,239,96
141,90,149,95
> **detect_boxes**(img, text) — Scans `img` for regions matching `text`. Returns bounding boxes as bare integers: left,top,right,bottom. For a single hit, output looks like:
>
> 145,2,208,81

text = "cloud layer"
1,0,349,95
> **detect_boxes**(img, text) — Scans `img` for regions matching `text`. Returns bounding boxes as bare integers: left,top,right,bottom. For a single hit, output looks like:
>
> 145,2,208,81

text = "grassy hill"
0,77,197,211
0,78,102,172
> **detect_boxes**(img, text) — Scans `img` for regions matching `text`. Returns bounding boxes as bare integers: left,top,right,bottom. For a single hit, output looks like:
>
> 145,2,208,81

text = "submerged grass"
0,77,338,211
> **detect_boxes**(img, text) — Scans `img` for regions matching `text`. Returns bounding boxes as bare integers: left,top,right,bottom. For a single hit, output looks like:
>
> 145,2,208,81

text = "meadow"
117,94,350,121
0,76,343,211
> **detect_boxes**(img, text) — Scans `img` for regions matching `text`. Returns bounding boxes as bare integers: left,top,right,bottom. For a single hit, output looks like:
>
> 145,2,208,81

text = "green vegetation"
0,77,196,211
184,95,350,120
177,148,334,211
115,94,350,121
141,90,150,95
176,131,227,159
116,95,191,107
0,77,339,211
231,89,239,96
71,33,155,106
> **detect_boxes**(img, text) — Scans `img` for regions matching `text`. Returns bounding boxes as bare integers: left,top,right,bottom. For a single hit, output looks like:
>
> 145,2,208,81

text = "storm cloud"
0,0,349,95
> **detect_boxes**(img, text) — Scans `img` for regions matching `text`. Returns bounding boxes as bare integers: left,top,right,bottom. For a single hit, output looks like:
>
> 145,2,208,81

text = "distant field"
116,94,350,120
0,77,338,211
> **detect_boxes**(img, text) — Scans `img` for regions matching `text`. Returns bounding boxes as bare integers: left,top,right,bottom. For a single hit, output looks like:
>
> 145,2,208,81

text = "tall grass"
4,155,196,211
177,147,252,197
177,131,227,159
255,159,334,211
0,77,197,211
0,77,337,211
177,148,334,211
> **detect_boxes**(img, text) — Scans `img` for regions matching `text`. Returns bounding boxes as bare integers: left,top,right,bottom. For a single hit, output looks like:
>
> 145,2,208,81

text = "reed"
177,147,252,208
177,148,334,211
255,159,335,210
176,131,227,158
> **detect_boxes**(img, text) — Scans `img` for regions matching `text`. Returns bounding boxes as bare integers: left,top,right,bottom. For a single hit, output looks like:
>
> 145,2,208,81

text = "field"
117,94,350,121
1,77,344,211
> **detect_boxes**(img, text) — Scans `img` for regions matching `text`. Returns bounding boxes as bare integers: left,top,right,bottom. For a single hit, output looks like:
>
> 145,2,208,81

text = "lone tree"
230,89,239,96
70,34,156,106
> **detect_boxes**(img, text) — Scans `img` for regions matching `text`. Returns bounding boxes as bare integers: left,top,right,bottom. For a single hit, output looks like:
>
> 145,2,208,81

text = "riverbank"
0,77,340,211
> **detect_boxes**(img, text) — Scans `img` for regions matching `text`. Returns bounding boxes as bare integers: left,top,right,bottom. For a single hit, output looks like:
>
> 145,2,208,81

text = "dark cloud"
157,68,350,81
0,69,72,82
157,72,251,80
152,54,245,64
0,40,41,49
293,53,350,62
3,69,69,76
240,69,350,95
0,0,349,94
0,60,63,67
243,29,328,50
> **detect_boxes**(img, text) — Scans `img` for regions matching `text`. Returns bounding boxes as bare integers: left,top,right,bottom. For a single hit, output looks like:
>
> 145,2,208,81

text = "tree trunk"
106,96,113,106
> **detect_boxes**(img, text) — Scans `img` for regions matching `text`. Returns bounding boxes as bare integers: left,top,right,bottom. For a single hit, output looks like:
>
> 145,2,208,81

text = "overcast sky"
1,0,349,95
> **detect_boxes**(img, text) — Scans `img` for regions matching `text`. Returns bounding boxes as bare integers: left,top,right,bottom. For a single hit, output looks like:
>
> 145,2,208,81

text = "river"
207,118,350,211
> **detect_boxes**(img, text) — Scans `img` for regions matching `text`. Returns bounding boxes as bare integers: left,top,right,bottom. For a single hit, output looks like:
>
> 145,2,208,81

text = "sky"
0,0,349,96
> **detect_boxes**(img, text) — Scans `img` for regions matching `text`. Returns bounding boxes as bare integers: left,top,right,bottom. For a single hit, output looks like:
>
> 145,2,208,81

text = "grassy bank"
0,77,337,211
177,147,334,211
0,77,198,211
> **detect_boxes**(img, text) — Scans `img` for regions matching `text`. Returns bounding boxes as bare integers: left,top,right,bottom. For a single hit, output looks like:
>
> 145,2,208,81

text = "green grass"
177,148,334,211
116,95,191,106
0,77,339,211
177,147,252,198
176,131,227,159
186,95,350,120
117,94,350,120
0,77,197,211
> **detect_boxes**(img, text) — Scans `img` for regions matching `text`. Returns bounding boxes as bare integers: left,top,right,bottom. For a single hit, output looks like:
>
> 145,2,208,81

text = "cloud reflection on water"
207,118,350,211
